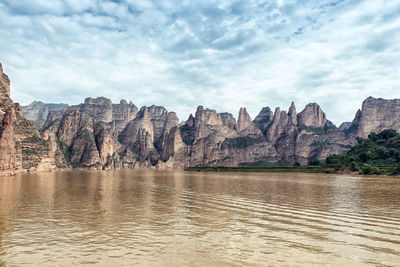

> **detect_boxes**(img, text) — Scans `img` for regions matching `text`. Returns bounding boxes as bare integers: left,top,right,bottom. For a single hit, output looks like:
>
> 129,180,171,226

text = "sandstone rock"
266,104,298,162
159,112,180,161
180,114,195,145
220,112,237,130
297,103,328,128
80,97,113,123
262,102,352,164
172,105,277,168
8,60,400,171
118,106,155,160
253,107,273,134
339,122,352,131
288,101,298,125
237,107,263,137
266,107,289,143
146,105,169,150
42,110,65,130
1,64,56,175
346,97,400,138
0,106,16,175
22,101,68,129
112,99,138,122
0,63,10,97
0,68,19,175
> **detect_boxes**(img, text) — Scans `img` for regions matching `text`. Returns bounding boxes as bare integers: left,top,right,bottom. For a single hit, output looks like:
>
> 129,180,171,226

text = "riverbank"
184,166,338,173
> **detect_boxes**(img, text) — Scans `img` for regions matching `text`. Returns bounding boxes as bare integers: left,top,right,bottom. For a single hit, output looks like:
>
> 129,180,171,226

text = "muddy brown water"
0,170,400,266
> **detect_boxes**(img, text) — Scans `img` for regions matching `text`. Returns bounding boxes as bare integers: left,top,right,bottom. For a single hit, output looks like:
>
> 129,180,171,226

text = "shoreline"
2,167,398,178
184,166,400,176
184,166,338,174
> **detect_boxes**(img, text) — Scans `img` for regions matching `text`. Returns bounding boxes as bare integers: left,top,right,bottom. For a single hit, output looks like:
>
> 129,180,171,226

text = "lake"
0,170,400,266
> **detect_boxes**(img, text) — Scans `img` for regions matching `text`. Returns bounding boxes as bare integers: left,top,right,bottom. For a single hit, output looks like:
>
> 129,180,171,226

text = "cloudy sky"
0,0,399,125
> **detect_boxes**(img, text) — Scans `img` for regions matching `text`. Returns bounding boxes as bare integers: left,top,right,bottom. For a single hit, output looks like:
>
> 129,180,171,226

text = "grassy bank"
184,166,337,173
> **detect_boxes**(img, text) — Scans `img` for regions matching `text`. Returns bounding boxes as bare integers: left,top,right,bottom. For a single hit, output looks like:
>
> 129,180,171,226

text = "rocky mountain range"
22,101,68,129
1,62,400,175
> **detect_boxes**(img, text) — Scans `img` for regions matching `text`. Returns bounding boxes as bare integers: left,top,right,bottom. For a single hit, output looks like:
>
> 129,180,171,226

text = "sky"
0,0,399,125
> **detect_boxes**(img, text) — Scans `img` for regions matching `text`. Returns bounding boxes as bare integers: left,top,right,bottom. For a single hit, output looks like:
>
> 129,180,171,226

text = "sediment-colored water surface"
1,170,399,266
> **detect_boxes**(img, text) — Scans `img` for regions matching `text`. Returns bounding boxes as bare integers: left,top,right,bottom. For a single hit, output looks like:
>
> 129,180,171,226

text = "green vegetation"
318,129,400,175
57,140,71,165
14,118,37,135
240,160,291,167
186,130,400,176
149,149,160,165
23,135,42,143
81,129,96,145
22,149,38,155
0,259,18,267
221,136,265,149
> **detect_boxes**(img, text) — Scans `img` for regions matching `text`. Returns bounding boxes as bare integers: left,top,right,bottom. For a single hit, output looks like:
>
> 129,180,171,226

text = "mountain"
346,97,400,138
22,101,68,129
0,63,56,176
38,98,353,169
2,62,400,174
339,122,352,131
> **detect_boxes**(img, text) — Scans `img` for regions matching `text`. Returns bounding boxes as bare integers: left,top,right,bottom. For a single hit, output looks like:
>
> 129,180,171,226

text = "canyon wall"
0,63,56,176
346,97,400,138
2,62,400,174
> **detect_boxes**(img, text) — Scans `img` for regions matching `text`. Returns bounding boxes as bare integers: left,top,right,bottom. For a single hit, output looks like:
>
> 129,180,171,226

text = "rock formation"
297,103,328,128
0,63,56,175
20,94,400,169
237,108,263,137
0,63,15,175
260,102,352,164
3,62,400,173
346,97,400,138
22,101,68,129
219,112,237,130
339,122,352,131
253,107,273,134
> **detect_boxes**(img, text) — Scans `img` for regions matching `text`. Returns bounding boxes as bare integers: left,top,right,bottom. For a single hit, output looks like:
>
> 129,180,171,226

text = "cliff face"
346,97,400,138
0,63,56,176
259,102,352,165
22,101,68,129
27,94,400,169
0,63,15,175
174,106,277,167
3,61,400,172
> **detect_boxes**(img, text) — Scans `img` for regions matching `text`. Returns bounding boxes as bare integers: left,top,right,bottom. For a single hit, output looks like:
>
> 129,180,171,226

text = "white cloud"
0,0,399,126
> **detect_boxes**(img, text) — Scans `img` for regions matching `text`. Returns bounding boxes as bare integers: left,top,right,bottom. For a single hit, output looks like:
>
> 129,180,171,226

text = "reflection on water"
0,170,400,266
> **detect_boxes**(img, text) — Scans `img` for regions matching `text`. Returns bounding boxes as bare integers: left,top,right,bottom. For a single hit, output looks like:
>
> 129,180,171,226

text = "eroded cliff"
346,97,400,138
0,63,56,175
2,62,400,173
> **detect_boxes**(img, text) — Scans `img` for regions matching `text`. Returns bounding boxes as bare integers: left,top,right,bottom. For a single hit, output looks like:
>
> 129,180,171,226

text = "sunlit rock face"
174,106,278,168
346,97,400,138
0,63,56,175
237,107,263,138
259,102,352,165
26,94,400,169
0,63,15,175
6,58,398,170
297,103,329,128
